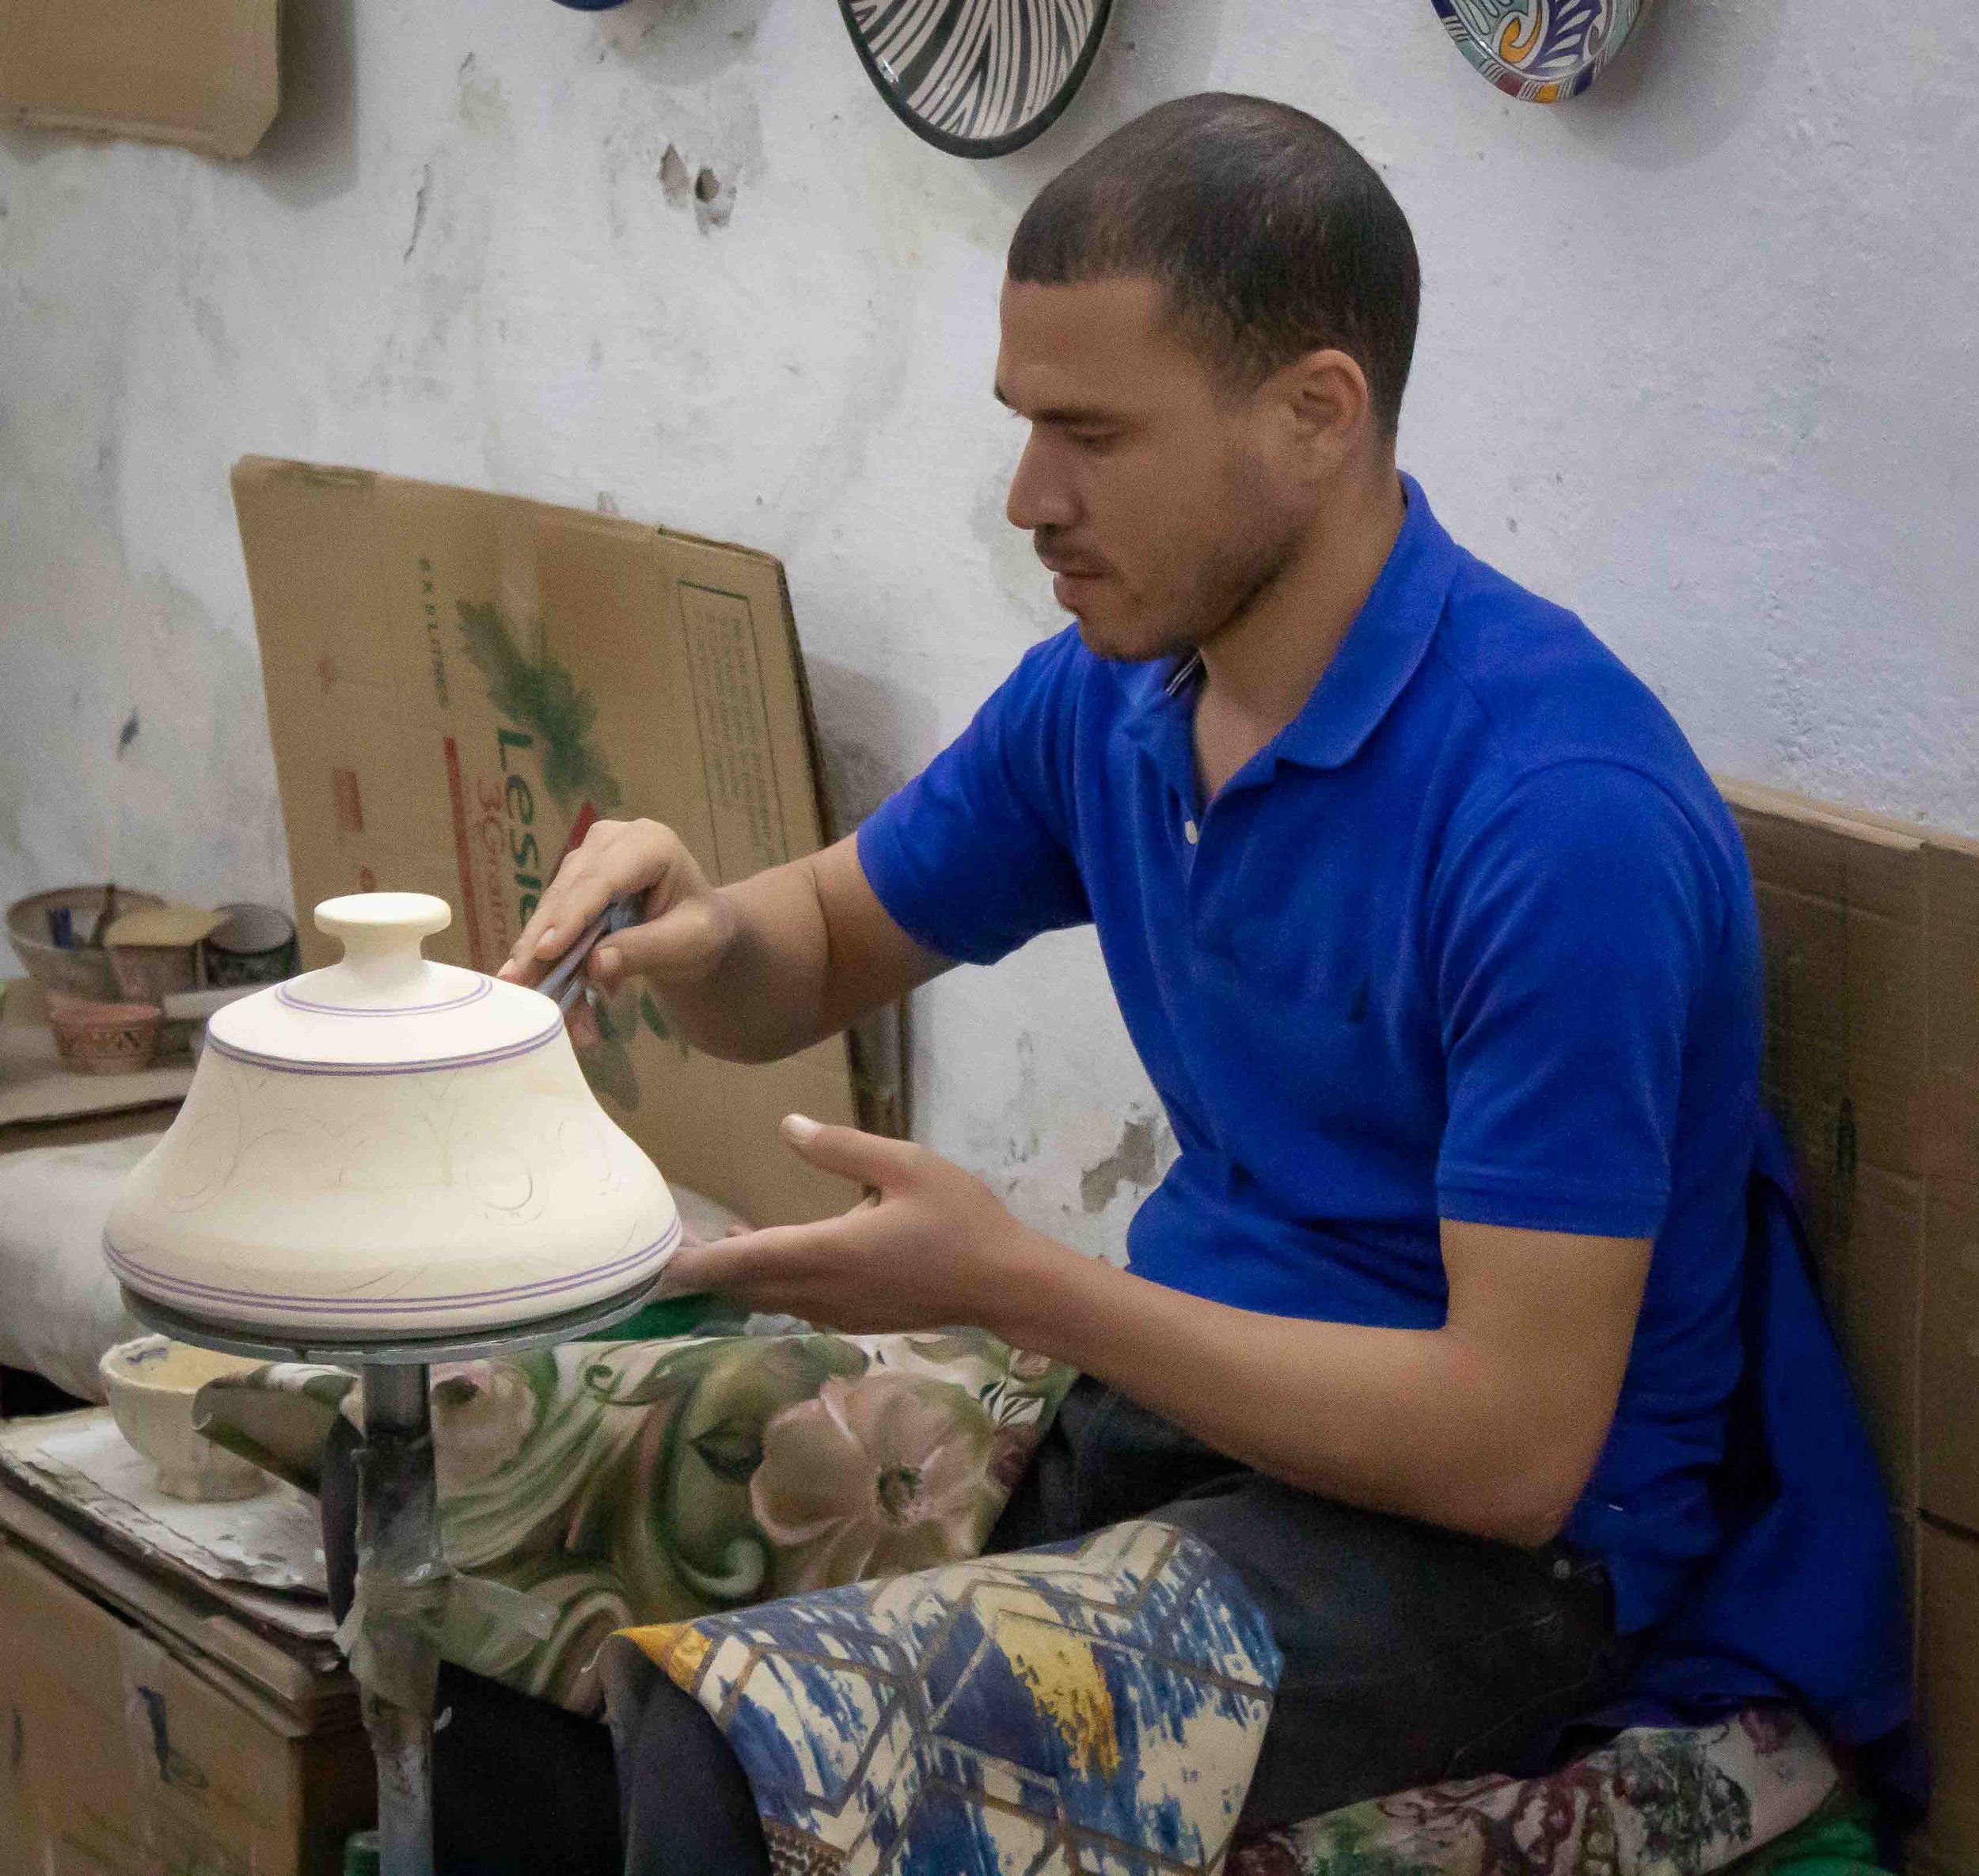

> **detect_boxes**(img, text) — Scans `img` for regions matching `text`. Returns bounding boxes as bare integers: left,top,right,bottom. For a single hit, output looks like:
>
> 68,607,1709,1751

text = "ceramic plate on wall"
1431,0,1650,103
840,0,1114,158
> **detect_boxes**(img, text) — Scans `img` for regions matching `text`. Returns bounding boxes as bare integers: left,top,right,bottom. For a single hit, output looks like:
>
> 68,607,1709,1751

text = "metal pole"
114,1281,663,1876
356,1361,445,1876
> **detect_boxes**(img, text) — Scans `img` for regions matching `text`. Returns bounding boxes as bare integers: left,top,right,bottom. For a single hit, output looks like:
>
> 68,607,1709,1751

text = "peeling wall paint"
1080,1115,1173,1220
2,0,1975,1252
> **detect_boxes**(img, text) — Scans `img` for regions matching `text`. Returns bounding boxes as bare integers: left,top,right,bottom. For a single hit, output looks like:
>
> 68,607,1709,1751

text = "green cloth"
1732,1797,1888,1875
586,1291,728,1341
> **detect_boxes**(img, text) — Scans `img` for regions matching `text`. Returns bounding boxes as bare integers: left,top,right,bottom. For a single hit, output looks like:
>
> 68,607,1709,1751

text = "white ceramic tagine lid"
211,892,549,1069
104,893,679,1337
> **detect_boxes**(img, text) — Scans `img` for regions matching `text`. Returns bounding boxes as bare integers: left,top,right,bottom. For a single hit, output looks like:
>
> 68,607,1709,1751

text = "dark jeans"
327,1382,1633,1875
991,1377,1634,1825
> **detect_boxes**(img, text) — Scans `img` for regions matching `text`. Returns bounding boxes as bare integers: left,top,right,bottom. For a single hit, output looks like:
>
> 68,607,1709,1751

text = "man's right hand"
498,819,946,1063
497,818,735,1043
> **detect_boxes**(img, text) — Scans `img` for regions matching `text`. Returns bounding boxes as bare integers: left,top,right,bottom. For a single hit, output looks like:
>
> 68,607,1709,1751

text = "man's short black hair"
1008,94,1420,437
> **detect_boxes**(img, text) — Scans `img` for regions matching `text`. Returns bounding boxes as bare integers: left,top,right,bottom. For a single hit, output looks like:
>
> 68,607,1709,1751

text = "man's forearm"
991,1229,1603,1548
629,837,948,1065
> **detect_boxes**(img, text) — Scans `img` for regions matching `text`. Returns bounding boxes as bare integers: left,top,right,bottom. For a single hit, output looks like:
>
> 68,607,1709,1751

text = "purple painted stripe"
104,1216,682,1316
276,977,493,1018
207,1019,562,1078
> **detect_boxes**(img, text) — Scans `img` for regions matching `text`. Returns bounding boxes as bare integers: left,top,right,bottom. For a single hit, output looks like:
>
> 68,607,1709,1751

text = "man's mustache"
1032,533,1112,578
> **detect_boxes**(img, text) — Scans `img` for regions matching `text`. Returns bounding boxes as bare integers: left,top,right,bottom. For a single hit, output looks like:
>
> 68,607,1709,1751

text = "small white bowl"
98,1335,273,1502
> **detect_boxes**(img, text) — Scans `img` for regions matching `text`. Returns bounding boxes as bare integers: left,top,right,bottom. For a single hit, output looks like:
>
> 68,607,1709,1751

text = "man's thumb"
605,898,728,982
779,1115,914,1187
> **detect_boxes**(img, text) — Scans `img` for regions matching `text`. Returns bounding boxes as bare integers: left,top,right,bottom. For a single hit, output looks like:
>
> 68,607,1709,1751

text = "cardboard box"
230,458,896,1230
0,1534,371,1875
1722,779,1979,1527
0,0,279,159
1917,1518,1979,1874
1723,779,1979,1867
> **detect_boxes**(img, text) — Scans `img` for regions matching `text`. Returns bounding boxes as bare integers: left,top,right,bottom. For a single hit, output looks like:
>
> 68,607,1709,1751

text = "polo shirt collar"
1122,473,1461,780
1272,474,1458,769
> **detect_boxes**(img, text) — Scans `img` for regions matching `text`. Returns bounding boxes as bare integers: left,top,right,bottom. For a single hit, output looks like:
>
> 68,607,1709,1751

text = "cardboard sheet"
231,456,879,1229
0,0,279,158
1723,778,1979,1870
1918,1518,1979,1874
1722,779,1979,1530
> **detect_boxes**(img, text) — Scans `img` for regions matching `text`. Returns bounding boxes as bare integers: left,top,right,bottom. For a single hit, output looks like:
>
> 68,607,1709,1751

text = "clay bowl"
108,941,201,1006
48,999,162,1075
98,1335,272,1502
106,906,227,1058
202,902,298,987
6,886,165,1002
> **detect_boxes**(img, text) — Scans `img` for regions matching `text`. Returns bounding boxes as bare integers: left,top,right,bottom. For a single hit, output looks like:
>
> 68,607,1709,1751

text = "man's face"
997,275,1312,662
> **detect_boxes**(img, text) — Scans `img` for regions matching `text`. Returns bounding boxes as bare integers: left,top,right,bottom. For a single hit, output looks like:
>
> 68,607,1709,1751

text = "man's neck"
1192,468,1407,800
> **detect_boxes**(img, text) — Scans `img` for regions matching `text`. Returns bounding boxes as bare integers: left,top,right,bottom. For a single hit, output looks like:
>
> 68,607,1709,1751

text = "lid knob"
312,892,452,998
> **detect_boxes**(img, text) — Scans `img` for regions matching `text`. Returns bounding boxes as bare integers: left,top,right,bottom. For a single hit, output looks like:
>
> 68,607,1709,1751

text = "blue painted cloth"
609,1520,1282,1873
857,476,1763,1638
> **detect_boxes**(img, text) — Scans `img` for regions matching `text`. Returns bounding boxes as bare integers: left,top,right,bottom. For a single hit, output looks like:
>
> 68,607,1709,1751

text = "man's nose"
1005,432,1078,532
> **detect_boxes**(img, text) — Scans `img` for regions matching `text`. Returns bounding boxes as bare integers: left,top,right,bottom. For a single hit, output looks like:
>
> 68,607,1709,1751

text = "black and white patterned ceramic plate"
839,0,1114,159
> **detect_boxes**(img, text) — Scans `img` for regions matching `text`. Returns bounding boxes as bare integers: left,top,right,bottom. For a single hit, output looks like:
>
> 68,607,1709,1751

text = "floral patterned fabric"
197,1324,1073,1715
1225,1706,1844,1876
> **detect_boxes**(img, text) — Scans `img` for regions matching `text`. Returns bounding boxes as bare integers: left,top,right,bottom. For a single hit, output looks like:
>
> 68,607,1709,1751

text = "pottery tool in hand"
537,893,643,1015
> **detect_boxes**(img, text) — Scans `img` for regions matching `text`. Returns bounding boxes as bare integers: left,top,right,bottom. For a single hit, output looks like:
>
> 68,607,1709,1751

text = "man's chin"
1073,610,1191,666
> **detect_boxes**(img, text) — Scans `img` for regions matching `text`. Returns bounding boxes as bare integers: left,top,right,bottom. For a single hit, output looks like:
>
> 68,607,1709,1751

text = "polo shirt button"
1183,818,1199,845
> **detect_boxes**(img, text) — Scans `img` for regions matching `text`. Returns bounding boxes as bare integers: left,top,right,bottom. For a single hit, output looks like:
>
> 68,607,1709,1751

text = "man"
507,94,1769,1874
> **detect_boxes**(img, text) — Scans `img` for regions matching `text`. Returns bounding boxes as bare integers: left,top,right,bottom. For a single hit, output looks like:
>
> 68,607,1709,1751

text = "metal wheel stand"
123,1279,663,1876
356,1361,444,1873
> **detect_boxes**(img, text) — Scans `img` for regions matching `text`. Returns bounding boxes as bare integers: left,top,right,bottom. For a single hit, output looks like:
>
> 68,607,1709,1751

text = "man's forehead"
998,274,1166,350
995,275,1196,408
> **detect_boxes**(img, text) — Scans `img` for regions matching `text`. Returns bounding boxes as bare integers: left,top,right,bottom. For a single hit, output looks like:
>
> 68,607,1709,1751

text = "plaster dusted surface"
3,0,1974,1250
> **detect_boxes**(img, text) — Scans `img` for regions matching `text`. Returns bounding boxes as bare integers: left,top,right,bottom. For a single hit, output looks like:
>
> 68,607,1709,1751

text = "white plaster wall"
2,0,1975,1248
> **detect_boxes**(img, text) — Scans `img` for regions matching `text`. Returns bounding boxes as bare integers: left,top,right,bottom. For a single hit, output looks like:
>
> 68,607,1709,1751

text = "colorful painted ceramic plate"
1430,0,1650,103
839,0,1114,159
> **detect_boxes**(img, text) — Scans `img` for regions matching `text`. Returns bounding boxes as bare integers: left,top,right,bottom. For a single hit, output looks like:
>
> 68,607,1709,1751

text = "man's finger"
564,993,602,1048
500,821,661,985
777,1115,922,1188
501,866,610,985
658,1222,839,1297
590,944,625,995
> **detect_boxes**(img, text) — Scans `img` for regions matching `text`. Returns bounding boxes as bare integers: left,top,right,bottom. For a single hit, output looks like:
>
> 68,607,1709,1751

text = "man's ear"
1272,347,1373,474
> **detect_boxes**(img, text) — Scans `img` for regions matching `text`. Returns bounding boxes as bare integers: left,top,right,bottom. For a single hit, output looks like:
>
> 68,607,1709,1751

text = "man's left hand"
658,1116,1054,1335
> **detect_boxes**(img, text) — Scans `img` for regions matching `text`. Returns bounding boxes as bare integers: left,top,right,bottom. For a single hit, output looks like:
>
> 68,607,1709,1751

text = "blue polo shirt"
856,477,1762,1637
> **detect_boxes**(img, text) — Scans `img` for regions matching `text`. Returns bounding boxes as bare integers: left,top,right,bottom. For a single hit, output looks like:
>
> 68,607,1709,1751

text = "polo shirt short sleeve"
1430,761,1722,1241
856,633,1092,966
